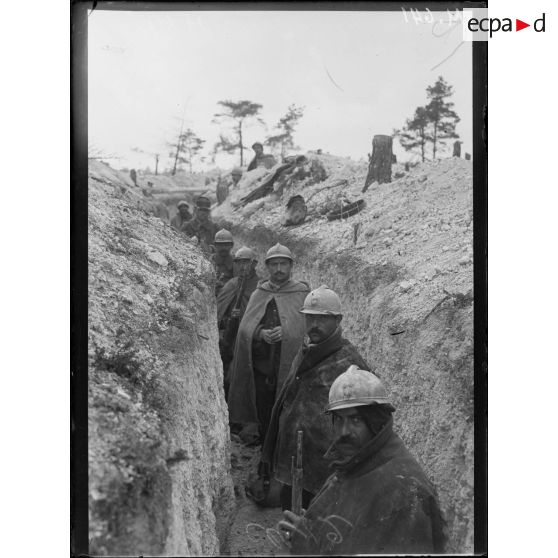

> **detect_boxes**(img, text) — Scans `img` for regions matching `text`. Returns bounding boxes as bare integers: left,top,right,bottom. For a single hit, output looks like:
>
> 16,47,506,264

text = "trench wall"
88,161,235,556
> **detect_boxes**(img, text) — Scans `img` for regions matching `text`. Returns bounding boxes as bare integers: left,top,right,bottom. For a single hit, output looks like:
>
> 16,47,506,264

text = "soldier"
227,243,310,445
247,142,277,171
170,200,192,231
129,168,137,186
181,196,218,252
279,366,447,555
216,246,261,397
213,229,235,296
252,286,369,510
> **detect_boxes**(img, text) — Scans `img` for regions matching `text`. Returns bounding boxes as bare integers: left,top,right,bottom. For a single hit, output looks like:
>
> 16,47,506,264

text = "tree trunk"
433,121,438,159
155,155,159,175
363,135,393,192
453,141,461,157
238,121,244,166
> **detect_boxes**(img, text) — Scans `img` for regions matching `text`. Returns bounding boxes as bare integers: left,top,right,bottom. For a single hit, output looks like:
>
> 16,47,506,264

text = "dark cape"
290,418,448,555
216,273,261,324
227,278,310,426
261,327,370,494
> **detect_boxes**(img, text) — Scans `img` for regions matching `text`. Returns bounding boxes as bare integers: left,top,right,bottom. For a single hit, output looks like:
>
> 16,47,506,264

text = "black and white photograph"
74,2,486,556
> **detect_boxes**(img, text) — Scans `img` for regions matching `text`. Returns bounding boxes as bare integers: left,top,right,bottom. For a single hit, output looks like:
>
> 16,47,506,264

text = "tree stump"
363,135,392,192
465,153,471,161
453,141,462,158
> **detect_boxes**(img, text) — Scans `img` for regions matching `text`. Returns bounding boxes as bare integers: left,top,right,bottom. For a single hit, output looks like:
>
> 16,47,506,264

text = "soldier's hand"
268,326,282,343
278,509,306,544
260,329,275,344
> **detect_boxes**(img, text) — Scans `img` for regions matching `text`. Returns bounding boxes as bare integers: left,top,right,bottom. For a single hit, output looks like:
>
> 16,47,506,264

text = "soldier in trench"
216,246,261,397
181,196,218,253
212,229,235,296
278,365,448,555
227,243,310,446
170,200,192,231
249,286,369,511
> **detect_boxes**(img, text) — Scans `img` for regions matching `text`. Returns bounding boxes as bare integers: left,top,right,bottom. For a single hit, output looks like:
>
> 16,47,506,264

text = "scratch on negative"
324,67,344,92
430,41,465,71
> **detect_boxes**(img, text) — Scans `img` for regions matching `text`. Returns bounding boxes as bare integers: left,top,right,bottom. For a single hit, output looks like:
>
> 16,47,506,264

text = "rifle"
267,301,281,371
291,430,303,515
223,272,248,350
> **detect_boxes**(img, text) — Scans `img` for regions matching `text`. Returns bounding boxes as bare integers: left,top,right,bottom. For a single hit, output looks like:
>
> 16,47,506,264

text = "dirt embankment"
88,161,235,556
214,154,474,553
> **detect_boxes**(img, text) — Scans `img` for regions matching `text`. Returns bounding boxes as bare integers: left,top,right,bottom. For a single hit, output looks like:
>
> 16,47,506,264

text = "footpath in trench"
224,438,285,556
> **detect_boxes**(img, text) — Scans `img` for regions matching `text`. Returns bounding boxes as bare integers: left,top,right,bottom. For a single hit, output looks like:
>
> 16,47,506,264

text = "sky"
89,8,472,172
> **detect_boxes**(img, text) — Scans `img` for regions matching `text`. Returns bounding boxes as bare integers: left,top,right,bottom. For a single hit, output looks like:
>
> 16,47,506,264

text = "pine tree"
425,76,460,159
267,104,305,158
395,106,431,163
212,100,264,165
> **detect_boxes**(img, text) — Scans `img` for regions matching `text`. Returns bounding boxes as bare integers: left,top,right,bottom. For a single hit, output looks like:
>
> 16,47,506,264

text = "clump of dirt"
88,161,235,556
215,153,474,553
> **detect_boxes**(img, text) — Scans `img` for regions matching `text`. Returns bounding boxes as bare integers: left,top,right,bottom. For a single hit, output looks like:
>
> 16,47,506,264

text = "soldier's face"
304,314,340,344
266,258,292,284
332,408,373,457
234,259,252,276
216,242,233,257
179,206,190,218
197,208,210,222
253,145,263,156
232,173,242,184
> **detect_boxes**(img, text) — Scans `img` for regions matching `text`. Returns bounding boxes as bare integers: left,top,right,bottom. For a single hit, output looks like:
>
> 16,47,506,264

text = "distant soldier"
247,142,277,172
213,229,235,296
227,243,310,445
170,200,192,231
217,246,261,396
181,196,218,252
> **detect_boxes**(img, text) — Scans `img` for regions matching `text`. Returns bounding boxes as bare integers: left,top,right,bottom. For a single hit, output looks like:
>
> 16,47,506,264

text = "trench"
89,157,474,555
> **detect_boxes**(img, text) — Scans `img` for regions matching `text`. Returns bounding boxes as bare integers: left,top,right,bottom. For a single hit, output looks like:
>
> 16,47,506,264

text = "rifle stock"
291,430,303,515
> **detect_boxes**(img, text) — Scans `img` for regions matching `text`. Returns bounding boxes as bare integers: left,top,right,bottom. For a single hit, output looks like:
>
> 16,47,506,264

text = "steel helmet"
214,229,234,244
327,365,392,412
264,243,294,263
177,200,190,209
231,167,243,176
300,285,342,316
234,246,257,262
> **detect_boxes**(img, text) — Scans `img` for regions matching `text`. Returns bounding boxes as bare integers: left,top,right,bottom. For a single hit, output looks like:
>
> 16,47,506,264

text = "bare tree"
167,128,205,174
131,147,161,175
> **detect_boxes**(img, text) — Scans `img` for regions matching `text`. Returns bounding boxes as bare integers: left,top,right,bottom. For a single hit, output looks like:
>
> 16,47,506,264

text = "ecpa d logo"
463,10,546,41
